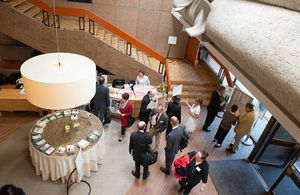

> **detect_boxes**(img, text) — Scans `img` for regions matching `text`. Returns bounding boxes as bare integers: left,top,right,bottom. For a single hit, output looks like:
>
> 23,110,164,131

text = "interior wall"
44,0,189,58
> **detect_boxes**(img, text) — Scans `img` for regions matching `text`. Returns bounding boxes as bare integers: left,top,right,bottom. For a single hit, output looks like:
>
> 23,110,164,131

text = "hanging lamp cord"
52,0,61,66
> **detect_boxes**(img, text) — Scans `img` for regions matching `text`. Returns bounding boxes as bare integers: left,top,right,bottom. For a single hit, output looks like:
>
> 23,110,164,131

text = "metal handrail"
27,0,171,90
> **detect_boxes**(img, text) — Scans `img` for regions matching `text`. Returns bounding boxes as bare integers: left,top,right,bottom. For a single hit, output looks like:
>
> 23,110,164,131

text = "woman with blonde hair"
184,97,203,133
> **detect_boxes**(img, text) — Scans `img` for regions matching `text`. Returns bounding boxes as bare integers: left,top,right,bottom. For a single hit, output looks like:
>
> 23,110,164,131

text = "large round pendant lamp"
20,53,96,110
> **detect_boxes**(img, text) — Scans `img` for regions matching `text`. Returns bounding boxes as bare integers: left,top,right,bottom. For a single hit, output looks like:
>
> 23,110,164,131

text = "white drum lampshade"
20,53,96,110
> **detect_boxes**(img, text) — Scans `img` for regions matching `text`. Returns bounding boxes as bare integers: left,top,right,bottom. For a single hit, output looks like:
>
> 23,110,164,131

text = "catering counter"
109,85,166,118
0,89,44,116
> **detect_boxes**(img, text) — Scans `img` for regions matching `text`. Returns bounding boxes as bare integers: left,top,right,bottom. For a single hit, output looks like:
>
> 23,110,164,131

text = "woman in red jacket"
118,92,133,142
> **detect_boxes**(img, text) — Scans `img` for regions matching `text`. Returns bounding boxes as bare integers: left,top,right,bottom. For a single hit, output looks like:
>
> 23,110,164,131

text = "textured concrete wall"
0,3,162,85
43,0,189,58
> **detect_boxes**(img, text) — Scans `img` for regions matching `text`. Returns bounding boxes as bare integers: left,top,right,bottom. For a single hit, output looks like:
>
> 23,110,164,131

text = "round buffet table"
29,110,105,182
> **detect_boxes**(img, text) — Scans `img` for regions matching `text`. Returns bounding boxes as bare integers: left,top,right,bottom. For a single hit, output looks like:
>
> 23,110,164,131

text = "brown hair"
121,93,129,100
138,69,145,75
196,97,203,105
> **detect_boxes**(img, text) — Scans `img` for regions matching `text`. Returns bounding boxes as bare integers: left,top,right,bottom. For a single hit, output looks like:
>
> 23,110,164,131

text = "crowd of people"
89,70,256,194
3,70,256,195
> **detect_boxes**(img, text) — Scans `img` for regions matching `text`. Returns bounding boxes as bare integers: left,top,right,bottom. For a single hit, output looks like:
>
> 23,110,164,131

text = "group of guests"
92,70,256,194
129,117,209,194
202,86,256,153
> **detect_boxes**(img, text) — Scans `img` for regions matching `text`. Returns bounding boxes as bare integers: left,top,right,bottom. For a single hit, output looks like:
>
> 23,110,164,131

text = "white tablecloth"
29,131,105,182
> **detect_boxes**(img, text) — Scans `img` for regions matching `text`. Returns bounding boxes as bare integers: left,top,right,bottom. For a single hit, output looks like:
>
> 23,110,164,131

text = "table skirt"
29,131,105,182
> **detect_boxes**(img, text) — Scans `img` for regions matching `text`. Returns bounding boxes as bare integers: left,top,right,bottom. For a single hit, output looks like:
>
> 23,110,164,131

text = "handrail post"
53,15,60,29
79,17,85,31
126,42,132,56
42,10,49,27
89,19,95,35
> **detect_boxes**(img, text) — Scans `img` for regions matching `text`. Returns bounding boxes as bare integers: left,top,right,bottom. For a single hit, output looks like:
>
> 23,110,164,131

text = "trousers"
214,126,230,144
149,127,162,151
203,109,217,130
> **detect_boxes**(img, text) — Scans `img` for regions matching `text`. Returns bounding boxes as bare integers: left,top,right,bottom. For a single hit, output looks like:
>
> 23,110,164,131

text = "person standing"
178,151,209,195
149,104,168,151
184,97,203,133
118,93,133,142
135,69,150,86
139,90,155,129
202,86,226,132
92,76,110,124
227,103,255,153
166,95,181,136
129,121,152,179
214,104,239,147
160,116,184,175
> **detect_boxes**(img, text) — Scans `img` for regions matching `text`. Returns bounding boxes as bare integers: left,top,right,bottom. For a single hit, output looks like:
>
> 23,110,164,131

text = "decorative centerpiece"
156,81,168,94
65,120,80,133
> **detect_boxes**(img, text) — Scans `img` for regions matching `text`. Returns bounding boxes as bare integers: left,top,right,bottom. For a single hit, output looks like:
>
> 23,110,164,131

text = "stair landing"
168,59,219,105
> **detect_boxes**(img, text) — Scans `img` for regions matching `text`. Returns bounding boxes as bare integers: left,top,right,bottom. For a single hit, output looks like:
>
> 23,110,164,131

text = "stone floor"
0,105,256,195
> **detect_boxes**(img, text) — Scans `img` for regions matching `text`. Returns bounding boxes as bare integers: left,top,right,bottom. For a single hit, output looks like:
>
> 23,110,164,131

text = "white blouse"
135,75,150,86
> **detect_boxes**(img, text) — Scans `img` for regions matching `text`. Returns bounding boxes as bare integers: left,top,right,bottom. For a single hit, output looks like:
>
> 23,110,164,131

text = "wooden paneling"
185,37,200,65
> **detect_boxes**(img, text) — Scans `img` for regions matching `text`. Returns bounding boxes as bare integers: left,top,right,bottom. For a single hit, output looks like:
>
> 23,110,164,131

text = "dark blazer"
166,101,181,123
138,94,152,122
165,126,183,158
207,90,223,114
93,84,110,115
129,131,152,162
149,109,168,133
186,151,209,184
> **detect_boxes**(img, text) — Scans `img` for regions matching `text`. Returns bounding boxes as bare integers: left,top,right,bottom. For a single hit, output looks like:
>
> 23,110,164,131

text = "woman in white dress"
135,70,150,86
185,97,203,133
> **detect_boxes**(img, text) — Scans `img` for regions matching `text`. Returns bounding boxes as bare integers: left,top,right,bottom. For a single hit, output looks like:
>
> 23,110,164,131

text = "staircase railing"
25,0,171,90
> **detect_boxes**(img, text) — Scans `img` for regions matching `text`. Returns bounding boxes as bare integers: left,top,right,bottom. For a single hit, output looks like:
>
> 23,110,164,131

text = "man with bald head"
160,116,185,175
149,104,168,151
129,121,152,179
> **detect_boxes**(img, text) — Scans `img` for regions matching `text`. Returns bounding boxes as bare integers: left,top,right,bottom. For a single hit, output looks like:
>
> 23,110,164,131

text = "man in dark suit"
166,95,181,136
92,76,110,124
138,90,155,129
129,121,152,179
160,116,184,175
149,104,168,151
202,86,226,132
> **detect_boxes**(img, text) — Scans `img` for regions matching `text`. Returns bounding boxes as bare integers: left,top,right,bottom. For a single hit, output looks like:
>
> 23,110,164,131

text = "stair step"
8,0,26,7
25,6,40,17
137,51,145,64
14,1,31,11
104,31,112,44
118,39,125,53
131,47,138,59
96,28,105,40
33,11,44,22
171,80,218,87
60,19,77,30
142,53,150,67
111,36,118,48
148,57,160,71
22,4,34,13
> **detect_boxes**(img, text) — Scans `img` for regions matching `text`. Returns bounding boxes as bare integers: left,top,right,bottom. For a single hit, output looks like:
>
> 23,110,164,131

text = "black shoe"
215,143,222,148
226,148,236,153
212,139,217,142
178,187,184,193
131,170,140,179
160,167,170,175
229,143,233,147
203,128,211,132
143,172,150,179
